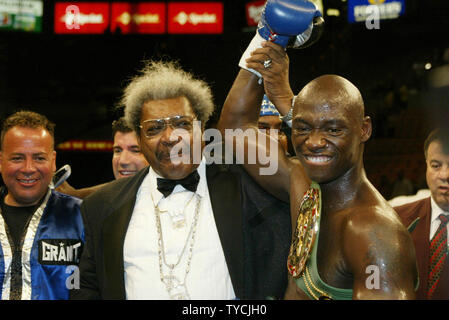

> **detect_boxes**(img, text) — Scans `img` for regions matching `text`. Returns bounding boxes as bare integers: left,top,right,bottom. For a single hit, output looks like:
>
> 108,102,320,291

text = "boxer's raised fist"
258,0,324,48
239,0,324,78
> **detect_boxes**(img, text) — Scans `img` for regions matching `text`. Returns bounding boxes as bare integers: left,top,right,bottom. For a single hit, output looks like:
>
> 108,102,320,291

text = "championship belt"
287,181,321,278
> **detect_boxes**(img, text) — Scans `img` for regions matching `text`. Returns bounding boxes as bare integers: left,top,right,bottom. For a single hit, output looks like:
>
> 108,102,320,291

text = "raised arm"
247,42,295,116
218,67,291,201
219,41,295,127
218,0,323,202
219,68,265,131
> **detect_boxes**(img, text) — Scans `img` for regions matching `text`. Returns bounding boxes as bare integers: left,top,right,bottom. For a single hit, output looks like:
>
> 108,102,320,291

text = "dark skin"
218,41,418,299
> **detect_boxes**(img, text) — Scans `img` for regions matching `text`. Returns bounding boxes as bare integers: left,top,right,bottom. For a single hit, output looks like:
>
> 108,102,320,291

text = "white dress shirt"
123,159,235,300
429,196,449,242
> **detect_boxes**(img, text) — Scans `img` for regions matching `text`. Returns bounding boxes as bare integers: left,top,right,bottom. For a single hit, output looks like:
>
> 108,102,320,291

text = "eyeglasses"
139,115,196,138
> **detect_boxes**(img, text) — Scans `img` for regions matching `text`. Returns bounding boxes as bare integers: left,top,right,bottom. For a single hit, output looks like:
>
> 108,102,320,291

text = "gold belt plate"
287,183,321,278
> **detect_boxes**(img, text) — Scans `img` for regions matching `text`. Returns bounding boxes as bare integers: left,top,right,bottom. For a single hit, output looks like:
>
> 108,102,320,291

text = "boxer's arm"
342,210,417,299
218,0,323,202
246,41,295,117
220,40,294,126
218,68,292,202
219,68,263,131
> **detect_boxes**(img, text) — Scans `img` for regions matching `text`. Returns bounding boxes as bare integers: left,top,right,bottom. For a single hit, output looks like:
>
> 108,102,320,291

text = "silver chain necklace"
151,192,201,300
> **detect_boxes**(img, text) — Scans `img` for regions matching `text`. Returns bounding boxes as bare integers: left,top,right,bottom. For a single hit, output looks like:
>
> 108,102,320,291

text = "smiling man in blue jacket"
0,111,84,300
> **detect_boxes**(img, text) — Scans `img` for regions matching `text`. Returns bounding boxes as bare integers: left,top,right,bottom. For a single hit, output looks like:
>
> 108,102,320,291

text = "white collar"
139,157,207,207
430,196,449,223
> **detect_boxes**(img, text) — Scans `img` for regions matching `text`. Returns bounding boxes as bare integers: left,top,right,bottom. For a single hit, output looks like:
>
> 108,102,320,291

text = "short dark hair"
1,111,55,150
424,127,449,159
111,116,133,138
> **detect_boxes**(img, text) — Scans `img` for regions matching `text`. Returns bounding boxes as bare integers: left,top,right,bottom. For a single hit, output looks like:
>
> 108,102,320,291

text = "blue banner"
347,0,405,23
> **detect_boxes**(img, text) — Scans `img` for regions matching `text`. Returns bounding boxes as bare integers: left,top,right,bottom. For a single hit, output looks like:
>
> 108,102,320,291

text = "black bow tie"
156,170,200,198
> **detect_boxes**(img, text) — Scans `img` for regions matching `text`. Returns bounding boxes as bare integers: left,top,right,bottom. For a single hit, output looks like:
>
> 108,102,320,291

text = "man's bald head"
294,74,365,124
290,74,372,183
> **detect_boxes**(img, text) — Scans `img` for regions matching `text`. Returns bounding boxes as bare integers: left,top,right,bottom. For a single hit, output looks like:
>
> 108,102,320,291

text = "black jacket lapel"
206,164,245,299
102,168,149,299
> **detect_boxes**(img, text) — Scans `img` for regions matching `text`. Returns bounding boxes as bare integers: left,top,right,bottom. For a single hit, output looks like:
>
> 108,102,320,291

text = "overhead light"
425,63,432,70
326,8,340,17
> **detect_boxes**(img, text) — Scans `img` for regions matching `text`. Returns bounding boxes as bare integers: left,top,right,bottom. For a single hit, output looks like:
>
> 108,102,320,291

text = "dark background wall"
1,0,448,197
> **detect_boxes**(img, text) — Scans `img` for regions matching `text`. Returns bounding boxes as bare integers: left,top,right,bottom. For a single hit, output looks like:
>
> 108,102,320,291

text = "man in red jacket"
395,127,449,299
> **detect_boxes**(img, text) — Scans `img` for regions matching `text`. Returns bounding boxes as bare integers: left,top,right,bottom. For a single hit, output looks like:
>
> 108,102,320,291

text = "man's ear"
52,151,57,173
361,116,372,142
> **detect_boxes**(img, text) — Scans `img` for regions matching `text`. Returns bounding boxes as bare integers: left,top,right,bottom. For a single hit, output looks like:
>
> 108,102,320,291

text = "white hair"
122,60,215,134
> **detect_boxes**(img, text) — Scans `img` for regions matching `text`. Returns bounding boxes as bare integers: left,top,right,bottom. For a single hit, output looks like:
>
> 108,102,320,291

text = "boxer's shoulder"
338,196,409,255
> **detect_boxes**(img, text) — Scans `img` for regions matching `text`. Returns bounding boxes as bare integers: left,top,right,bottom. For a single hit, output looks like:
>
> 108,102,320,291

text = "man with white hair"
72,60,291,300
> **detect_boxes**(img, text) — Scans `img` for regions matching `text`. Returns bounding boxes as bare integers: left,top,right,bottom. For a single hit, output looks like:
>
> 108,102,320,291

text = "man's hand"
245,41,294,115
238,0,324,79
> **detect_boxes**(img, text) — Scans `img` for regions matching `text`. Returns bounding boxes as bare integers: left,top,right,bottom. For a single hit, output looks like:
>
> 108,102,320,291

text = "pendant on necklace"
163,274,190,300
168,212,186,229
158,208,186,229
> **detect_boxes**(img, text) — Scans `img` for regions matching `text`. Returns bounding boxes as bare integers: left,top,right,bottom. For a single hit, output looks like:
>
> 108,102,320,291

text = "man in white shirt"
71,60,291,300
395,127,449,299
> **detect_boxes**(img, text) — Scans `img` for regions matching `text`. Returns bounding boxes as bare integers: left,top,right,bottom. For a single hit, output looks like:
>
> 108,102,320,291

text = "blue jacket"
0,188,84,300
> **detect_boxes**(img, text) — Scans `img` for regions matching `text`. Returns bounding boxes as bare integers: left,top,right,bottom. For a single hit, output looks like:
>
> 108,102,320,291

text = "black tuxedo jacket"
71,164,290,300
395,197,449,299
